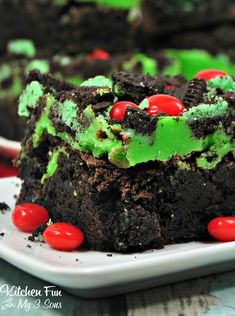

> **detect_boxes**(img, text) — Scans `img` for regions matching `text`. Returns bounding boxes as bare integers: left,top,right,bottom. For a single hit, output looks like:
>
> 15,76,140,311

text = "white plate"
0,137,21,158
1,177,235,298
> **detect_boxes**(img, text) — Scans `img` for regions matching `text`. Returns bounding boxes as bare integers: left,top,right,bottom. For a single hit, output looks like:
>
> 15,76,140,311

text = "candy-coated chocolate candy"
165,84,176,90
146,94,184,116
195,69,227,81
43,223,84,251
12,203,49,232
86,49,110,61
110,101,138,120
208,217,235,242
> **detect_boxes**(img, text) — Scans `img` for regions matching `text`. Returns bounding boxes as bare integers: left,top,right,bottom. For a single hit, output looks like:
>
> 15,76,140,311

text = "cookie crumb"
26,244,32,248
0,202,10,214
107,253,112,257
0,232,5,237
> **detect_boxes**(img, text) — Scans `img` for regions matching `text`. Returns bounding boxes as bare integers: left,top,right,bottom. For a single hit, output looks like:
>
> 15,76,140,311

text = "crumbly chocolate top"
18,71,235,173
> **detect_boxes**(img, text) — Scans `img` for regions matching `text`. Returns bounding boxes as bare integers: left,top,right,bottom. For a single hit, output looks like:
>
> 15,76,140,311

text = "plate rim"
1,177,235,294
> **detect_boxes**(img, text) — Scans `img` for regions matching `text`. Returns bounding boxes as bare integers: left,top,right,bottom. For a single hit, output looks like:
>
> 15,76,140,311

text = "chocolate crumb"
28,224,47,241
26,244,32,248
0,202,10,213
0,232,5,237
75,258,79,261
107,253,113,257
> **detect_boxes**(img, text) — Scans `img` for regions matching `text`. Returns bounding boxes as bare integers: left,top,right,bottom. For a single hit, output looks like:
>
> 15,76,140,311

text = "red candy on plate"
207,217,235,242
86,49,110,61
43,223,84,251
12,203,49,232
146,94,184,116
110,101,138,120
195,69,227,81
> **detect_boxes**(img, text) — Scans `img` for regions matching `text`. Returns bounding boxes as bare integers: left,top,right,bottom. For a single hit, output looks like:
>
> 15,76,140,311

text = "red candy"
86,49,110,61
110,101,138,120
146,94,184,116
165,84,176,90
208,217,235,242
12,203,49,233
43,223,84,251
195,69,227,81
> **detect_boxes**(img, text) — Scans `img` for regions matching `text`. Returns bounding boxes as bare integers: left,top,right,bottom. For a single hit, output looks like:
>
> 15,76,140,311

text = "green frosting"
119,50,235,79
58,99,79,130
20,72,234,176
30,94,233,171
25,59,50,74
196,131,234,169
67,76,84,86
7,39,36,58
18,81,44,117
41,147,68,183
75,0,140,9
0,64,24,99
123,53,158,76
183,98,229,119
0,64,11,83
53,0,67,5
81,75,112,88
33,95,57,147
164,50,235,79
208,75,235,92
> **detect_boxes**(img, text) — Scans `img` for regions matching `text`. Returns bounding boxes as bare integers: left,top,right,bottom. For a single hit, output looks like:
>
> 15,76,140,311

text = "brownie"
141,0,235,35
140,0,235,61
0,0,139,55
16,70,235,252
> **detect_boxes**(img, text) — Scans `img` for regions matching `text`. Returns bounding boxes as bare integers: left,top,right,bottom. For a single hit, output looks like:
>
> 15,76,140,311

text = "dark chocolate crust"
17,142,235,252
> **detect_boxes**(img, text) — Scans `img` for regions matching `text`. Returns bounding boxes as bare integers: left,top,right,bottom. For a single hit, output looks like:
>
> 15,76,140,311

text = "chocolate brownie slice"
141,0,235,35
16,70,235,252
0,0,140,55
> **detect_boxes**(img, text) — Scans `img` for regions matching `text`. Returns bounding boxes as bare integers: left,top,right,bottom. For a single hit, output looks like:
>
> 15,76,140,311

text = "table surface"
0,258,235,316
